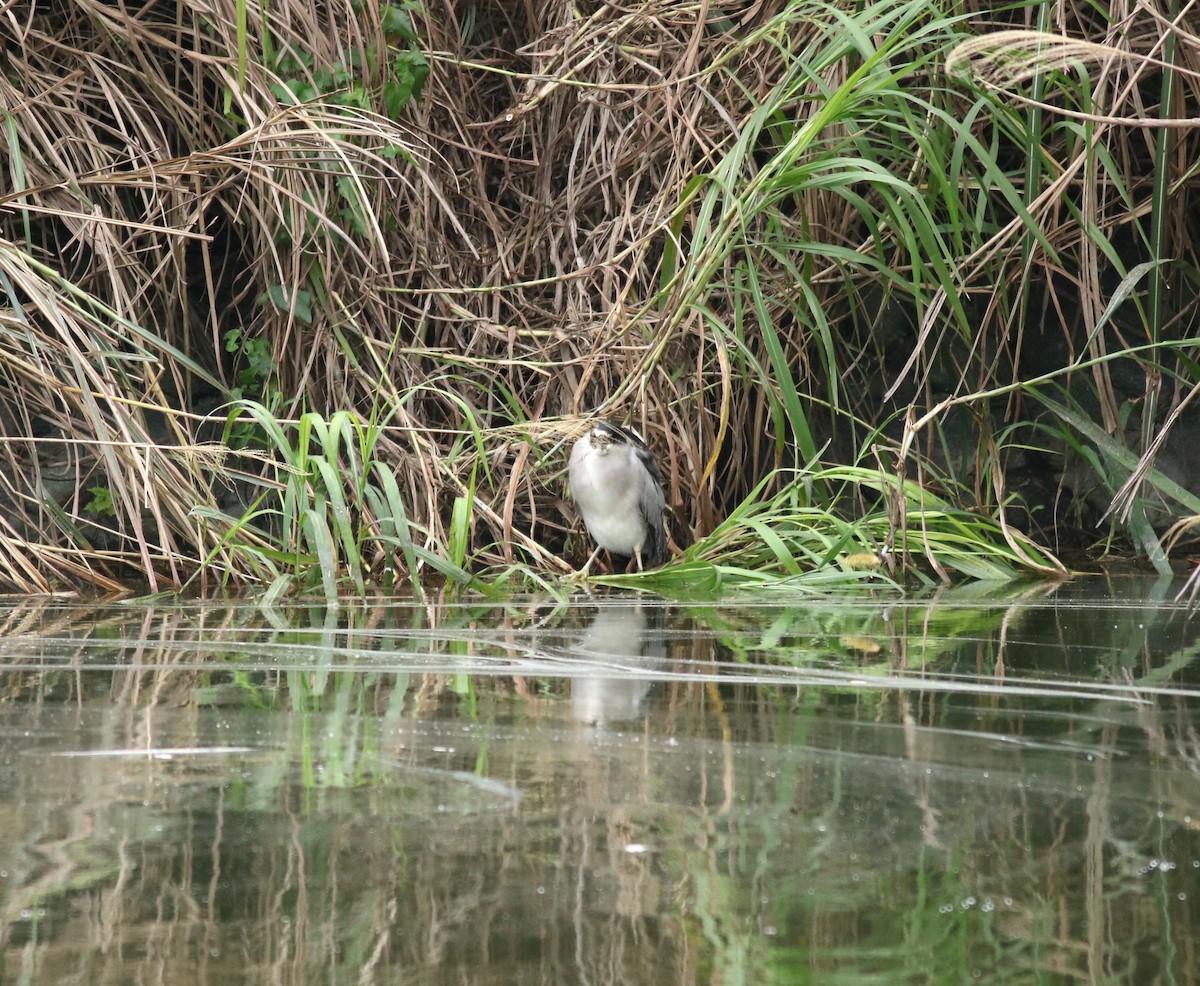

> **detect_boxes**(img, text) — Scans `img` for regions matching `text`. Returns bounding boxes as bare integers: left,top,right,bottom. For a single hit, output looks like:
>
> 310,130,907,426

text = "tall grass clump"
192,399,483,601
1,0,1198,594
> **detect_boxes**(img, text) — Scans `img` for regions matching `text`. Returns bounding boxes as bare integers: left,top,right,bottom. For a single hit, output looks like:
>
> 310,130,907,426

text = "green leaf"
265,285,313,324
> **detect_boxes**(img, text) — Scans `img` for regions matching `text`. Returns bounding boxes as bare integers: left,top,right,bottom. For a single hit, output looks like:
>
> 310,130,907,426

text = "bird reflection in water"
570,603,664,727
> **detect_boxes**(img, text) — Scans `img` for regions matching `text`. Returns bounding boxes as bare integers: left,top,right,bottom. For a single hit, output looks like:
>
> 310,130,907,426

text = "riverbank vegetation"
1,0,1198,596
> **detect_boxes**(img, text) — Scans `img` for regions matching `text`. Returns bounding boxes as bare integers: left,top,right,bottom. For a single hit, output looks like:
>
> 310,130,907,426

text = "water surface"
1,575,1198,984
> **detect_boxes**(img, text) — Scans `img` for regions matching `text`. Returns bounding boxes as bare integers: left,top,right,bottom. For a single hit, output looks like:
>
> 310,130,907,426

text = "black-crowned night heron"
569,419,667,574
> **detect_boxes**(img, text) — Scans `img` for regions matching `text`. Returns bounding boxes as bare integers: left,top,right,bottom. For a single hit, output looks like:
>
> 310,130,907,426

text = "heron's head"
590,421,618,452
589,420,646,453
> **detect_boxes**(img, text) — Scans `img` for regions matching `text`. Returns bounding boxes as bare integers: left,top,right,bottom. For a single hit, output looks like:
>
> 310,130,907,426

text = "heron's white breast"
569,439,649,554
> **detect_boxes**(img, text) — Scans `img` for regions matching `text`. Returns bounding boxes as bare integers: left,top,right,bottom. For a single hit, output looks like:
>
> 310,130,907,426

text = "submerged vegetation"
1,0,1199,595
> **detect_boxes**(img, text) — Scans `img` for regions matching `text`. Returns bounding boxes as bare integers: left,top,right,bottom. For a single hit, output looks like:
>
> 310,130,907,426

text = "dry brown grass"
1,0,1199,591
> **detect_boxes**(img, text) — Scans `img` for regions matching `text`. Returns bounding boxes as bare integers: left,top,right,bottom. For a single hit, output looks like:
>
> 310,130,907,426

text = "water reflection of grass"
1,585,1199,981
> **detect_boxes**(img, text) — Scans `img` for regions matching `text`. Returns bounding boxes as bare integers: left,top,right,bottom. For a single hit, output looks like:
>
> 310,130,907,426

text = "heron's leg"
578,545,603,578
633,545,645,572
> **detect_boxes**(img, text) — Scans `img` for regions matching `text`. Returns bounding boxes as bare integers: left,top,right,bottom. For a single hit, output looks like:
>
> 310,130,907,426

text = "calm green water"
1,575,1198,984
